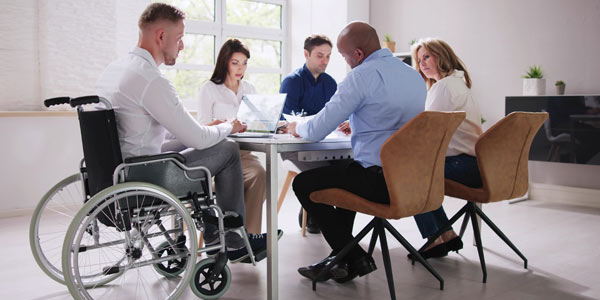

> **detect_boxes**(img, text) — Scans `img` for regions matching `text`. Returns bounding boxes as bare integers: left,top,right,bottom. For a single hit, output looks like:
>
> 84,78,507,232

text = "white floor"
2,191,600,300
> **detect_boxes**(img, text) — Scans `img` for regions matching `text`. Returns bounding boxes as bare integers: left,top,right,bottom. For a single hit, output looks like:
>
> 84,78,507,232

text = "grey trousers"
162,139,246,248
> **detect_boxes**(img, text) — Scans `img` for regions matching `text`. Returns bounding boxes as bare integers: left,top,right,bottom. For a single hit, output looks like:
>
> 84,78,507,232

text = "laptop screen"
237,94,287,133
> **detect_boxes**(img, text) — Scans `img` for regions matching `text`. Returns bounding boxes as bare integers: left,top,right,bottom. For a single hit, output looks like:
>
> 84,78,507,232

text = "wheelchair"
30,95,260,300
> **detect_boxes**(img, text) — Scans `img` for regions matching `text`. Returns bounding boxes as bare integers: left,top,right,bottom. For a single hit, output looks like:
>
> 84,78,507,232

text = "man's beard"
164,51,177,66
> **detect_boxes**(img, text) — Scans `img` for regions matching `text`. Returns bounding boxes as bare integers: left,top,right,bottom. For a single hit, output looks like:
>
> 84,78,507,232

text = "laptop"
228,93,287,138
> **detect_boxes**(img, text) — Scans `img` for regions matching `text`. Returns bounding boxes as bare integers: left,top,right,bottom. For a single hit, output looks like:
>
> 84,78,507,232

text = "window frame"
162,0,288,92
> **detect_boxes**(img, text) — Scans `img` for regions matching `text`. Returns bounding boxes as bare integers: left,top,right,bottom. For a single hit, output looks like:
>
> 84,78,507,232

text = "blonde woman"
410,38,483,259
197,39,266,235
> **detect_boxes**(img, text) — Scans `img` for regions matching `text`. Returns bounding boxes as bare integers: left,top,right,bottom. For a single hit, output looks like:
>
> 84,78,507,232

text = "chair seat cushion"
309,188,399,219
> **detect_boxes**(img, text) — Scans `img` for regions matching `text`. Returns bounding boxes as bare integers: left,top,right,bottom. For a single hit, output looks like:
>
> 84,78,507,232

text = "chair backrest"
77,108,123,197
381,111,465,218
541,109,553,139
475,112,547,202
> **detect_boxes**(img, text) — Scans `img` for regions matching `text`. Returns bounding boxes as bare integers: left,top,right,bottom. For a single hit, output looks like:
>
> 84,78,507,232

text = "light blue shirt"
296,48,426,168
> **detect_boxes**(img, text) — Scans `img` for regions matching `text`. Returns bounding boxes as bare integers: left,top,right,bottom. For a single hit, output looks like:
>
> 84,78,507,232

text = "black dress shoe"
350,254,377,277
298,208,321,234
333,267,358,284
298,256,348,282
334,254,377,283
407,243,449,260
306,219,321,234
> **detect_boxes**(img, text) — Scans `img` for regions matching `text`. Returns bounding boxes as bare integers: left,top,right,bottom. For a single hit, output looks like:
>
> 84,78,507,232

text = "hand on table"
288,122,300,137
337,120,351,135
230,118,247,134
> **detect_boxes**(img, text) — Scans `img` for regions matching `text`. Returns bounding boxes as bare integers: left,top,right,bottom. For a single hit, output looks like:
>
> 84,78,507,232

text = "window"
159,0,287,108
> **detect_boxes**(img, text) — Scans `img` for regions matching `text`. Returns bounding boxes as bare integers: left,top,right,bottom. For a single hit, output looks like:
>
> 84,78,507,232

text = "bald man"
288,22,427,283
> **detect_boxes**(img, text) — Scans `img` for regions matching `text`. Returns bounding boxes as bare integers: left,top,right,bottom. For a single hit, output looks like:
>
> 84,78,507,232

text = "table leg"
266,145,278,300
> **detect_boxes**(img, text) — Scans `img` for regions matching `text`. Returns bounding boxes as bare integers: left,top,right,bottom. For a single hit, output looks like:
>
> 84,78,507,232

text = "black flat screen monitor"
505,95,600,165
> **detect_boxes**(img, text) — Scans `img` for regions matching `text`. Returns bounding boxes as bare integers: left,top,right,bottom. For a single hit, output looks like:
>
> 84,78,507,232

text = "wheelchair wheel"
62,182,198,300
153,238,188,277
190,258,232,300
29,173,86,285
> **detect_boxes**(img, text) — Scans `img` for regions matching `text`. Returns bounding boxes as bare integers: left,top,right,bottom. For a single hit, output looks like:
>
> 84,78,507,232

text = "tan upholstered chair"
308,111,466,298
417,112,548,283
277,170,310,236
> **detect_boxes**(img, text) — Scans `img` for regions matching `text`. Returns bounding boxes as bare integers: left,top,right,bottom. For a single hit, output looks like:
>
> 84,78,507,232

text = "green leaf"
523,65,544,79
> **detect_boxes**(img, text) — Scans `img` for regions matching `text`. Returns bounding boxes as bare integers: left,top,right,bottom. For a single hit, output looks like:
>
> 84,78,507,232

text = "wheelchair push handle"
44,97,71,108
70,95,112,109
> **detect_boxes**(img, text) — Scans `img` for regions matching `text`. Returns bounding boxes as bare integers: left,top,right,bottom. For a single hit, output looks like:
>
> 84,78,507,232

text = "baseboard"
529,182,600,208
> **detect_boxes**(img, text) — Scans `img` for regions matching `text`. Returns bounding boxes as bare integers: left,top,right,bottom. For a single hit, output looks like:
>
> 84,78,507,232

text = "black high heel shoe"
407,242,449,260
445,237,463,253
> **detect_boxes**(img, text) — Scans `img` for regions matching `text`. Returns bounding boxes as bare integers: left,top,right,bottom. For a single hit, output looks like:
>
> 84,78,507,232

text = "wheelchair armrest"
124,152,186,164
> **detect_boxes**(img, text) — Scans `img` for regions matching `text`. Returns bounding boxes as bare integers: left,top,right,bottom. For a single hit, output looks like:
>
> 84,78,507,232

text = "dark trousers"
293,160,389,261
413,154,482,239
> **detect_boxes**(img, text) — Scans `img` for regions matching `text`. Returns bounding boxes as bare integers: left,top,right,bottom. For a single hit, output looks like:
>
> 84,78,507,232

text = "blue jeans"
413,154,482,239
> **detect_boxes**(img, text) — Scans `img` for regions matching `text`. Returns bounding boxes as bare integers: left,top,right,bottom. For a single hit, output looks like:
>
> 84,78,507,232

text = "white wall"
0,0,147,111
0,115,83,215
288,0,370,83
370,0,600,127
0,1,39,110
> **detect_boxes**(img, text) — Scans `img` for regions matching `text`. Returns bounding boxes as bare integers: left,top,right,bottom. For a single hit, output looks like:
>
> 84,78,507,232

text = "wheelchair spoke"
62,184,198,299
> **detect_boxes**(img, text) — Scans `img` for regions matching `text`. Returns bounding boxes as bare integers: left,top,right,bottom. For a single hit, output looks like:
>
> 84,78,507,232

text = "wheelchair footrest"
239,248,267,264
203,214,244,229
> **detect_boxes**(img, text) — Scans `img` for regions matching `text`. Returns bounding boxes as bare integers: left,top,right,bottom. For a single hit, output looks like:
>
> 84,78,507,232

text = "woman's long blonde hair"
411,38,471,90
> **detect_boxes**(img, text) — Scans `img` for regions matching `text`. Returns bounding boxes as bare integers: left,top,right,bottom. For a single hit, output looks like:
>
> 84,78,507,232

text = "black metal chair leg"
469,206,487,283
459,209,470,238
384,221,444,290
376,222,396,300
474,205,528,269
312,218,377,291
368,229,378,256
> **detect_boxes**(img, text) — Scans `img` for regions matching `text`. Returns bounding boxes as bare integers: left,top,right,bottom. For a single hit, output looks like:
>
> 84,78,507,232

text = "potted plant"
555,80,566,95
522,65,546,96
382,34,396,53
409,38,417,50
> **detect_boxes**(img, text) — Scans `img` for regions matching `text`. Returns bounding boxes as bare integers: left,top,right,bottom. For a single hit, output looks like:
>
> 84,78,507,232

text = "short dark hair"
138,3,185,29
210,39,251,85
304,34,332,54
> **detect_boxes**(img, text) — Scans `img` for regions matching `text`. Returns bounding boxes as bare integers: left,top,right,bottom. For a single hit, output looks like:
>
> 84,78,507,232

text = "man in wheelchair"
95,2,279,264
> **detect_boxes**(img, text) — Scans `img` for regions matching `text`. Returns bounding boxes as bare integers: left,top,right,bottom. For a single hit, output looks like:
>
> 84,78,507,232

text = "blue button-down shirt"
296,48,426,168
280,64,337,117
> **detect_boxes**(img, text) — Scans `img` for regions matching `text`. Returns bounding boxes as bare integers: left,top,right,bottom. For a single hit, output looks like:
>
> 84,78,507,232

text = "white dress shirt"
96,47,232,159
426,70,482,157
197,80,257,124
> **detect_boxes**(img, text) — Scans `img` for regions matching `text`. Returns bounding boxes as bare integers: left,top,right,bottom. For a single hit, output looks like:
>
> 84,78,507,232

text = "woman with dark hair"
409,38,483,259
197,39,265,235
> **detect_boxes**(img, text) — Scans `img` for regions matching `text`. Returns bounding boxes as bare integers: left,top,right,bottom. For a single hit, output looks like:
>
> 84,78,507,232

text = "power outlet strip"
297,149,354,161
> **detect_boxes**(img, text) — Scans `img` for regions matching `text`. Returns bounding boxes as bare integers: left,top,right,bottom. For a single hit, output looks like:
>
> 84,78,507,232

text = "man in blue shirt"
288,22,426,283
280,34,338,234
281,34,337,116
